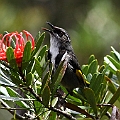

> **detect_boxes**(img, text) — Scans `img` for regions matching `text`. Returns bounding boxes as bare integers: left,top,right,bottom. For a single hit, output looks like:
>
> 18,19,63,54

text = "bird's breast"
50,38,59,67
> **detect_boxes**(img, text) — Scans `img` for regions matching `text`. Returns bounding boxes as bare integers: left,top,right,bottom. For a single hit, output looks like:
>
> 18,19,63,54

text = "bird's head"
43,22,70,44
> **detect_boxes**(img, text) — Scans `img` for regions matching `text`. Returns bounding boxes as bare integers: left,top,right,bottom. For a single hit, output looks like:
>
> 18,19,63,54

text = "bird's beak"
46,22,55,29
42,22,55,33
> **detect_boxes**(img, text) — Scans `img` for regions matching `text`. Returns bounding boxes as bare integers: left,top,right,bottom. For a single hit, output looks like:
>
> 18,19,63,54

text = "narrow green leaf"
26,57,35,74
40,72,50,94
42,85,50,107
98,65,105,73
38,45,47,61
88,54,96,64
6,47,18,70
87,59,98,75
10,75,23,85
35,58,43,78
89,73,97,88
34,31,41,42
6,87,20,97
51,61,64,87
101,86,120,117
0,95,34,101
22,41,31,62
51,97,58,107
33,101,42,114
26,72,33,86
96,83,105,103
49,111,57,120
105,76,120,102
104,57,117,74
84,88,97,117
111,46,120,61
106,55,120,70
51,60,67,99
110,51,120,62
0,76,15,86
6,47,14,62
33,32,45,56
6,87,29,108
82,65,89,76
87,73,92,82
116,70,120,84
91,74,104,93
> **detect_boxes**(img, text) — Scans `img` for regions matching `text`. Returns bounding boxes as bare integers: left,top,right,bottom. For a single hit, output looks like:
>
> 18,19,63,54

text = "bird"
43,22,89,95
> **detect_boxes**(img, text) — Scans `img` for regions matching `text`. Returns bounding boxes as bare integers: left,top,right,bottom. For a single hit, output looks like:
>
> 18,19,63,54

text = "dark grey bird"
43,22,89,94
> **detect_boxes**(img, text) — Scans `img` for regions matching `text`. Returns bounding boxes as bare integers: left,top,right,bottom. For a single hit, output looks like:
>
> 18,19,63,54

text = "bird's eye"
58,32,64,37
54,29,68,40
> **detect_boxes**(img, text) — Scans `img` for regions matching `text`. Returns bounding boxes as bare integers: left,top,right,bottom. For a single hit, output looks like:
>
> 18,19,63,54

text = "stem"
0,99,25,120
28,86,76,120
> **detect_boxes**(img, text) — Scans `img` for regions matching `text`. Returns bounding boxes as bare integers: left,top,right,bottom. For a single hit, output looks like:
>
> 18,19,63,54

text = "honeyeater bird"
43,22,89,95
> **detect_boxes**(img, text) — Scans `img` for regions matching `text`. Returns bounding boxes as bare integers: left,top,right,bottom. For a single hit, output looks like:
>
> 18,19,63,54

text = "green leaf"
33,101,42,115
26,72,33,86
89,73,97,88
22,41,31,62
51,97,58,107
104,56,117,73
26,57,35,74
6,47,18,70
82,65,88,76
87,59,98,75
110,51,120,62
98,65,105,73
101,86,120,117
6,47,14,62
38,45,47,61
91,74,104,94
10,75,23,85
95,83,105,103
0,95,34,101
35,58,43,78
106,55,120,70
33,32,45,56
6,87,29,108
111,46,120,61
0,76,15,86
40,72,50,94
34,31,41,43
116,70,120,84
88,54,96,64
51,60,64,87
51,60,67,96
84,88,97,117
42,85,50,107
49,111,57,120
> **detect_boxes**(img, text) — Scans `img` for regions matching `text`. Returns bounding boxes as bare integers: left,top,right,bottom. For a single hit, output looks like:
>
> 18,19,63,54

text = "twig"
28,86,76,120
0,99,25,120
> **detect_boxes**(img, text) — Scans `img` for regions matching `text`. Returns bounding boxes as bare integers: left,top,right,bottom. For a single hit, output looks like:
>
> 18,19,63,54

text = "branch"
0,99,25,120
28,86,76,120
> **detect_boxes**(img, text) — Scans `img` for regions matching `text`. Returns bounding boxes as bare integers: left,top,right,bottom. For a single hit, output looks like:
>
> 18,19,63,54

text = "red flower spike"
0,30,35,64
23,30,35,49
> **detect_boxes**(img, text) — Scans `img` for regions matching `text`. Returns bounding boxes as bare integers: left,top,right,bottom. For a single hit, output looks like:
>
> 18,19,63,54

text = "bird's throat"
49,37,59,67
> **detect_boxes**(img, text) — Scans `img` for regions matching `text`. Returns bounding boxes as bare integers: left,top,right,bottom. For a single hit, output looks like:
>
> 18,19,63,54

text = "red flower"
0,30,35,64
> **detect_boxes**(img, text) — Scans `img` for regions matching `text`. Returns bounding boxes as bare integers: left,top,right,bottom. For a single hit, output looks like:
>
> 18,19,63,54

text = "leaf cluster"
0,32,120,120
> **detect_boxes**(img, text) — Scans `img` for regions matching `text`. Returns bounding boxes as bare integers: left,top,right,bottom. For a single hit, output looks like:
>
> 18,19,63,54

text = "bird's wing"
69,53,90,87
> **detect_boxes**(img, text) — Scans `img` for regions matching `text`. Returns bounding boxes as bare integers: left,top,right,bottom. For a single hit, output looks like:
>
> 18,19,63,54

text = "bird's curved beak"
42,22,55,34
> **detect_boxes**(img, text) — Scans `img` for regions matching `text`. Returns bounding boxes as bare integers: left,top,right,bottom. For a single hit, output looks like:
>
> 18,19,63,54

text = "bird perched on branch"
43,22,89,95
